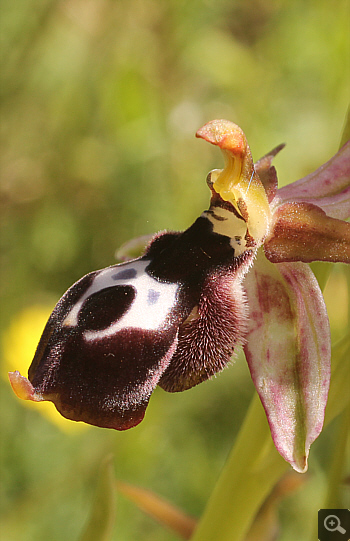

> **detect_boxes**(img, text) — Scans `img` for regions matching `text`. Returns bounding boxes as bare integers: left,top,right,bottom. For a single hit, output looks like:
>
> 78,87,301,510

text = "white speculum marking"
202,207,248,256
62,259,179,341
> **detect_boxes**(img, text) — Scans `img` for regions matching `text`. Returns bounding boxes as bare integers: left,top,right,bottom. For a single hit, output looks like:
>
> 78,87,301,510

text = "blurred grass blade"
245,472,305,541
78,456,116,541
117,480,197,539
340,106,350,148
324,404,350,509
115,234,153,261
309,261,333,291
324,333,350,425
310,374,350,541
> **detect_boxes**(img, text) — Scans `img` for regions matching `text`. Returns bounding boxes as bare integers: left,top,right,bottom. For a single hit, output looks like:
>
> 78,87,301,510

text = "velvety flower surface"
9,120,350,472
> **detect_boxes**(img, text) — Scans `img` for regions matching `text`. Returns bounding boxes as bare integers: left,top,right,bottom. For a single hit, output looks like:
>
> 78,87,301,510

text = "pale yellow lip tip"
8,370,41,402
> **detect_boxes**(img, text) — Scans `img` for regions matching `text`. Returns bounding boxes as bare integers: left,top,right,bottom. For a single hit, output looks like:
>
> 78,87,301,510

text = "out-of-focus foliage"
0,0,349,540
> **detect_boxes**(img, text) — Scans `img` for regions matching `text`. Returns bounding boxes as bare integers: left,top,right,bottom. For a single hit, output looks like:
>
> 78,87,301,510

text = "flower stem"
191,332,350,541
190,393,289,541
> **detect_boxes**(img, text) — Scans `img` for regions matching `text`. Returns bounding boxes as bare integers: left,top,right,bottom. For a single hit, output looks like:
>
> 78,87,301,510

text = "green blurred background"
0,0,349,540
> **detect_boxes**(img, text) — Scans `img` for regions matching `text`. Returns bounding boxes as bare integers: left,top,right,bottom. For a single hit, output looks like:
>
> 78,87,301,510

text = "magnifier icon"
324,514,346,534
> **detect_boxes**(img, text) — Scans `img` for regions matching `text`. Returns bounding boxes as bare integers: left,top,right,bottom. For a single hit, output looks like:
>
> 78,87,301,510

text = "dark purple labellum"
25,206,254,429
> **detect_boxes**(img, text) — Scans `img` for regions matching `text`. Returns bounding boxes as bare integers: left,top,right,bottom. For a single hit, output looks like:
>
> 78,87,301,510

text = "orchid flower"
9,120,350,473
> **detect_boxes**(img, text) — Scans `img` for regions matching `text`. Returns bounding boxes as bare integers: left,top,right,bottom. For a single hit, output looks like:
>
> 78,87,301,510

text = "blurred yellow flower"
3,305,88,432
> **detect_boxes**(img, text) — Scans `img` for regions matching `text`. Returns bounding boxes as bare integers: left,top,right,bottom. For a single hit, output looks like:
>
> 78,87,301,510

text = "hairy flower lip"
9,365,146,430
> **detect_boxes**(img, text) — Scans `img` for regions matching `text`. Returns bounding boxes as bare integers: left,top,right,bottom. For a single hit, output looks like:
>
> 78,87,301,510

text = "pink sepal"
243,253,331,472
